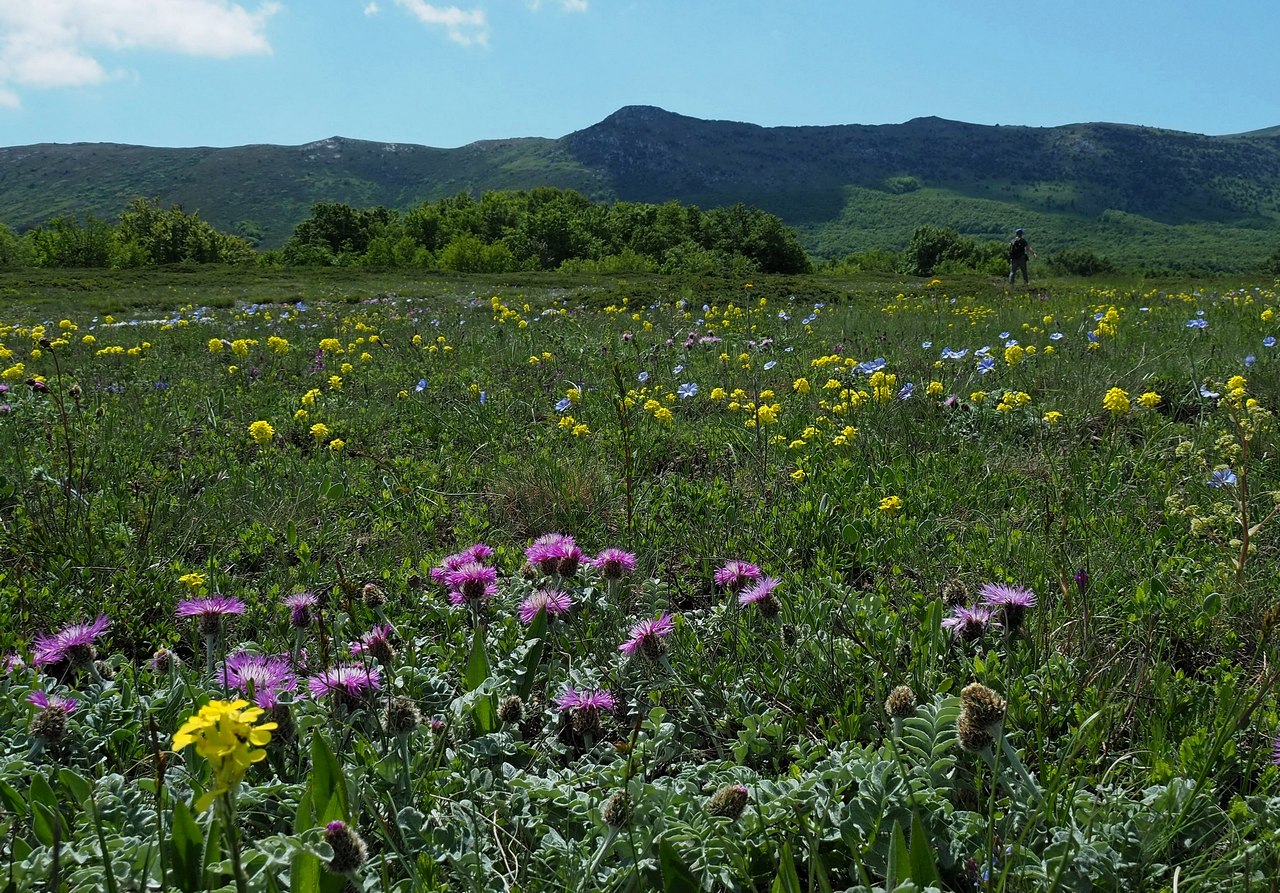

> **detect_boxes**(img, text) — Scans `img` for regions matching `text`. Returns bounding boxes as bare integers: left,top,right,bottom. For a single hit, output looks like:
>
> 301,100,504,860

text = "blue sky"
1,1,1277,148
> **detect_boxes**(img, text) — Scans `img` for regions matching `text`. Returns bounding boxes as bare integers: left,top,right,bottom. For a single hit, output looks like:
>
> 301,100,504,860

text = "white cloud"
526,0,588,10
393,0,487,46
364,2,380,15
0,0,279,105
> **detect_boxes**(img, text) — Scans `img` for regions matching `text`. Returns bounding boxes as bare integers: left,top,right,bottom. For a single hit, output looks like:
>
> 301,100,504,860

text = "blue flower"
941,347,968,360
777,311,791,321
677,382,699,399
1186,319,1209,330
856,357,886,374
1199,385,1220,399
1245,354,1257,367
1049,332,1064,341
921,341,932,349
1004,339,1019,348
555,397,572,412
637,371,649,383
897,383,914,400
1265,336,1277,348
415,378,428,393
1087,331,1100,343
977,357,996,375
763,360,777,371
1208,469,1238,488
999,331,1011,339
479,391,487,405
801,314,817,325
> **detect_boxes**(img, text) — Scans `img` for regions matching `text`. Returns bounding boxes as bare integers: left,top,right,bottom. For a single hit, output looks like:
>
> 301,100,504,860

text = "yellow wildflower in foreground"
178,572,206,589
1137,392,1162,409
879,496,903,517
173,699,276,812
248,420,274,446
1043,411,1064,426
329,438,345,453
1103,387,1131,415
310,422,331,441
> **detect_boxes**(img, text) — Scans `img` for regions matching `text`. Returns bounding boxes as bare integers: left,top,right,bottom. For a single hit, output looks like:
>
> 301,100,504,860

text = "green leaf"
203,813,224,891
514,607,548,702
29,773,57,813
32,801,57,848
57,768,93,807
290,850,320,893
463,623,491,691
885,820,910,888
169,798,205,893
308,731,348,826
659,837,700,893
908,812,941,886
770,840,802,893
0,780,26,817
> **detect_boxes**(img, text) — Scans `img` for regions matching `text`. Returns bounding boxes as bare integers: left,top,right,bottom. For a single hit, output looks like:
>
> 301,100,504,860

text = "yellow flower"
310,422,331,441
81,334,97,346
1,362,25,381
1137,391,1162,409
58,319,77,331
969,391,987,404
790,467,807,481
1103,387,1131,415
571,423,590,436
329,438,345,452
710,387,727,401
792,377,810,394
328,375,343,391
926,381,944,398
1263,308,1274,322
294,409,308,422
301,388,320,407
879,495,903,517
360,352,373,364
1226,375,1247,392
319,338,342,354
652,407,674,424
248,420,274,446
340,362,354,375
207,338,224,353
267,336,290,354
1004,344,1024,366
178,572,206,589
172,700,276,813
1042,410,1064,426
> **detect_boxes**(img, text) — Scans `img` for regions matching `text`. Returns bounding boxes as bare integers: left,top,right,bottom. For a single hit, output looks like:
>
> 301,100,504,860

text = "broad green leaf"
169,798,205,893
32,801,57,848
0,780,26,817
771,840,802,893
908,812,941,886
57,768,92,807
464,623,491,692
308,731,348,825
515,607,548,701
659,837,700,893
885,820,910,888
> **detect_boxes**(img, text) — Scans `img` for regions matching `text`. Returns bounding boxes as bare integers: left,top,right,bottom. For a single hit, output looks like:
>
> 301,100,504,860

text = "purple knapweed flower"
307,663,382,710
28,690,79,714
445,561,498,606
526,533,585,578
4,653,27,674
1272,733,1280,767
714,560,762,594
1074,568,1089,593
429,543,495,586
979,583,1037,633
518,589,572,624
222,651,297,708
619,613,675,659
349,624,397,665
283,592,319,628
942,605,994,642
738,576,782,617
590,548,637,580
176,596,247,636
554,686,616,714
33,615,111,670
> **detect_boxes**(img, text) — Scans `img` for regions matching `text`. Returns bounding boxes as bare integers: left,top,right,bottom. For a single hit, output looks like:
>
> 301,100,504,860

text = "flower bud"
707,784,749,819
324,820,368,875
884,685,917,720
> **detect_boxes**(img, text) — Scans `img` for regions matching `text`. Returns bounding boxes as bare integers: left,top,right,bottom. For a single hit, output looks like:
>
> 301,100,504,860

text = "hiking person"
1008,228,1036,285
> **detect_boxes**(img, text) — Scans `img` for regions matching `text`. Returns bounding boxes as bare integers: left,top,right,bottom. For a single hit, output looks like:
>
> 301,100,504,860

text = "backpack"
1009,237,1027,260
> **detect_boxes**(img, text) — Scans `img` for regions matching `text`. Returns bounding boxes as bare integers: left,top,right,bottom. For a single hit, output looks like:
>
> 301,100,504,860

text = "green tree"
26,215,118,268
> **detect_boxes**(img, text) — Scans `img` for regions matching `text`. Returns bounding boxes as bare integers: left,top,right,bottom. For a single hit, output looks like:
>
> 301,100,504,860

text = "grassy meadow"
1,268,1279,891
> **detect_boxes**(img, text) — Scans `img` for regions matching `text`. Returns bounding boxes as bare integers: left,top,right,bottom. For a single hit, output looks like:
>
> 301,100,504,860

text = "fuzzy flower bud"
707,784,749,819
497,695,525,725
602,790,632,828
324,820,369,875
884,685,917,720
383,696,421,737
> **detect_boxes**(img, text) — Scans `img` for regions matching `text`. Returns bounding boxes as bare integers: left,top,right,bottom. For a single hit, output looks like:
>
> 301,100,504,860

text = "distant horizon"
5,105,1278,153
2,2,1277,150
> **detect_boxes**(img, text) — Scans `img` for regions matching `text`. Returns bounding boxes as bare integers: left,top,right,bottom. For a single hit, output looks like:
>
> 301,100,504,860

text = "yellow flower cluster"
1003,344,1025,366
868,370,897,403
319,338,342,354
173,700,276,812
178,572,206,589
267,336,290,355
1094,306,1121,339
879,495,903,517
1137,391,1162,409
1103,387,1131,415
996,391,1032,413
249,420,275,446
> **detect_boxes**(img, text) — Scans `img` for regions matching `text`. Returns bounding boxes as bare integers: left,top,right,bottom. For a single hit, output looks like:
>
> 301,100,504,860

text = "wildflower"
926,380,944,398
519,589,572,624
1185,318,1209,330
879,495,903,517
1074,569,1089,592
383,696,421,737
1209,469,1238,488
555,686,616,738
884,685,917,720
979,582,1037,633
793,377,810,394
525,532,585,577
221,652,297,708
33,615,110,670
176,596,247,637
349,624,397,666
28,690,78,750
738,576,782,618
207,338,224,353
602,790,632,828
429,544,494,586
178,572,206,589
307,664,382,710
310,422,331,441
324,820,369,876
1265,337,1277,348
445,561,498,606
619,613,675,659
328,439,344,452
497,695,524,724
590,548,637,580
283,591,319,628
1137,391,1162,409
1102,387,1131,415
942,605,993,642
710,386,727,400
172,699,276,811
961,682,1007,729
714,560,762,594
150,647,180,674
677,382,699,399
248,420,274,446
1043,410,1064,426
707,784,749,819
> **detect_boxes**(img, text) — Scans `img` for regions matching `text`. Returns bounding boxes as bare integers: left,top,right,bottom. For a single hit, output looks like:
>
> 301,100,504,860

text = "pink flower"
619,613,675,658
518,589,572,624
714,560,762,594
591,548,637,580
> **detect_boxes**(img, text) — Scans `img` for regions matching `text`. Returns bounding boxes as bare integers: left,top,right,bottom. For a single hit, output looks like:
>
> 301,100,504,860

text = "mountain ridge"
3,106,1280,268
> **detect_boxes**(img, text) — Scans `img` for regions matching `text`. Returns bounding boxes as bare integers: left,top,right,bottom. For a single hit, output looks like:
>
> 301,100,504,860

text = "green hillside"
3,106,1280,270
